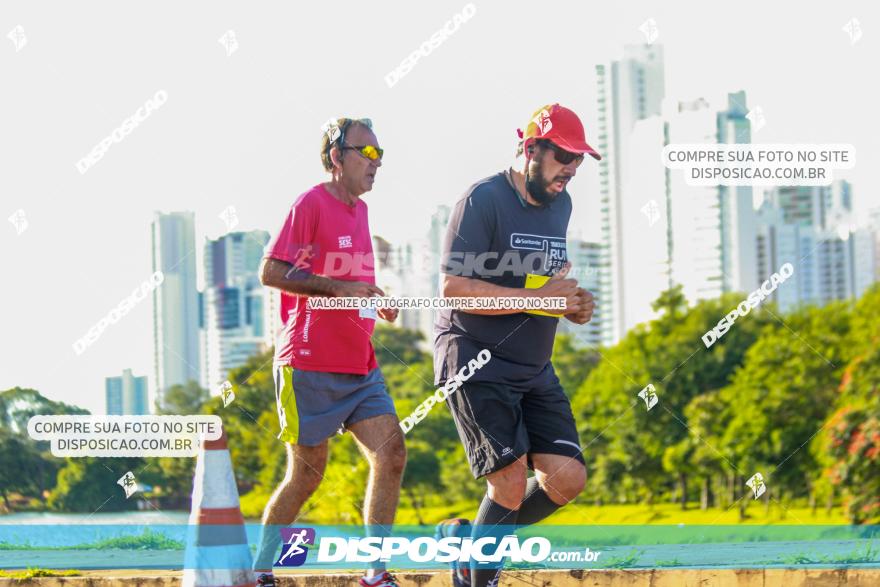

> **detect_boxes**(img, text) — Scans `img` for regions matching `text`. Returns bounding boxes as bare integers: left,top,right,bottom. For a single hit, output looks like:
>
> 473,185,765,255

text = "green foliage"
10,285,880,526
0,427,43,508
572,291,773,504
552,334,600,396
0,387,87,509
156,380,209,416
0,387,89,434
47,458,146,513
604,548,642,568
83,529,183,550
0,530,183,551
815,284,880,523
716,302,850,504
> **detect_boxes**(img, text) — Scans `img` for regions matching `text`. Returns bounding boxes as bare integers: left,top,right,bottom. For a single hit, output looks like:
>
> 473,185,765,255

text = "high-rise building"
854,228,877,297
151,212,200,409
596,44,666,346
597,51,762,342
372,205,452,346
870,208,880,282
756,186,875,312
765,181,853,230
756,202,818,311
666,97,723,303
106,368,149,415
715,91,759,295
201,230,272,391
429,205,452,299
559,239,603,348
372,236,426,341
665,92,759,303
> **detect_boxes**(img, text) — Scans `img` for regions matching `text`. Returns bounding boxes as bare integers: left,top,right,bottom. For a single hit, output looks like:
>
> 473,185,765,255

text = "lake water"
0,510,194,525
1,515,878,571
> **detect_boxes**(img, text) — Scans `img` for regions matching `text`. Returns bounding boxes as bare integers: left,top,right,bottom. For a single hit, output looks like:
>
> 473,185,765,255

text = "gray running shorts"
273,365,397,446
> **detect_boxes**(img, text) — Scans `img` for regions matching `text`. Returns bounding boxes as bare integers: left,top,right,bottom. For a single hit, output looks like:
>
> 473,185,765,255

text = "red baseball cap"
518,103,601,161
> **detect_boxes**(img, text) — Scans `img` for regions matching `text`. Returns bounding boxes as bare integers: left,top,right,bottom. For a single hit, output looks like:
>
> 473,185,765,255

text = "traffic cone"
183,430,253,587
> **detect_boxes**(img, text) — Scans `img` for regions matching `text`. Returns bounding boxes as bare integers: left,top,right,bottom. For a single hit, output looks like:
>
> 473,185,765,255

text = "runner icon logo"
117,471,138,499
533,109,553,134
746,473,766,499
275,527,316,567
638,384,658,411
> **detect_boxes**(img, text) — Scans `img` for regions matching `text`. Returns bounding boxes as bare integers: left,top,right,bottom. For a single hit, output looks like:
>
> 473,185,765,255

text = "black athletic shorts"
445,370,585,478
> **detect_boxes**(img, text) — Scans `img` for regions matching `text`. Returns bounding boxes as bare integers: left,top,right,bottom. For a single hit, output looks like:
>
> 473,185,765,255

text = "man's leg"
441,378,530,587
516,370,587,526
516,453,586,525
347,413,407,577
470,456,528,587
253,441,329,573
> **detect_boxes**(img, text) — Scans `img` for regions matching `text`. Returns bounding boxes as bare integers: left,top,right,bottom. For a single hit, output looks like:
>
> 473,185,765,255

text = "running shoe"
358,571,400,586
435,518,472,587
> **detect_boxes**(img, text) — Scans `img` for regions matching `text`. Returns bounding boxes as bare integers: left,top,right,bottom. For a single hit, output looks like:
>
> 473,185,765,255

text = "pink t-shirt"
264,184,378,374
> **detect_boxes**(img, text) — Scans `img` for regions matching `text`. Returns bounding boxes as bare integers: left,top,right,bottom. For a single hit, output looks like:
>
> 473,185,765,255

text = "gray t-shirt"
433,171,571,385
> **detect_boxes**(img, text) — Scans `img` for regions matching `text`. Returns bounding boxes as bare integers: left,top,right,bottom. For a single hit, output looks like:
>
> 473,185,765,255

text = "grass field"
390,502,851,526
0,569,80,579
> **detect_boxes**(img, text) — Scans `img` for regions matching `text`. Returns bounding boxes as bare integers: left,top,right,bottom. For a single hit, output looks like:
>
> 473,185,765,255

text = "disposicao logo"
275,527,316,567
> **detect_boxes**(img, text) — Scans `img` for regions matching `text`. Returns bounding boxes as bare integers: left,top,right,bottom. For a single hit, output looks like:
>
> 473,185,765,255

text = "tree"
48,457,146,512
0,428,42,509
203,349,280,494
663,390,727,510
716,301,851,518
571,289,773,505
0,387,88,507
815,285,880,523
401,442,441,525
552,334,600,397
156,380,209,415
0,387,89,433
373,324,429,367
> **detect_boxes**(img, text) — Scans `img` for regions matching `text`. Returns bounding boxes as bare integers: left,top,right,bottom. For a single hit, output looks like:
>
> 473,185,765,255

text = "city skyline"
13,182,879,416
3,2,878,414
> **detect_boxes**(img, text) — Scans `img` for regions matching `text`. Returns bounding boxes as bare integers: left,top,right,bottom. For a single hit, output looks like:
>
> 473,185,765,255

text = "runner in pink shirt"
253,118,405,587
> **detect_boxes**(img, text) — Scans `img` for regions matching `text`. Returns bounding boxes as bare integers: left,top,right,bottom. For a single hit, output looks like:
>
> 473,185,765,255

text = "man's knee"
542,462,586,504
376,435,407,476
486,458,528,508
289,444,328,494
297,465,324,494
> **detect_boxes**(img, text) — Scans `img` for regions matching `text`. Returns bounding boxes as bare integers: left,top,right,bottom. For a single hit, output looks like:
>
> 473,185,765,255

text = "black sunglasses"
538,140,584,166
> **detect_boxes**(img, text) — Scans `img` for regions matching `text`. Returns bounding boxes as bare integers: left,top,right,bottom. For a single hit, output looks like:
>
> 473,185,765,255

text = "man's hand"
565,288,595,325
332,281,385,298
378,307,398,323
538,263,583,315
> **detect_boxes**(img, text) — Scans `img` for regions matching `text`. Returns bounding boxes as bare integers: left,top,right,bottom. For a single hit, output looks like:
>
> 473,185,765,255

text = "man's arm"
442,265,584,316
563,288,595,325
260,257,384,299
442,274,536,316
438,191,583,316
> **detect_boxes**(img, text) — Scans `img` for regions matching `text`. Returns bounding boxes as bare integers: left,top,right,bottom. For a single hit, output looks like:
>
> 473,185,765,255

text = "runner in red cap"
520,103,602,161
434,104,600,587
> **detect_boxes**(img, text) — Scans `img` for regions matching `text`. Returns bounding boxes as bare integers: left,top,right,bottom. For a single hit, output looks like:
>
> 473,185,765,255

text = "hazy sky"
2,0,877,414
